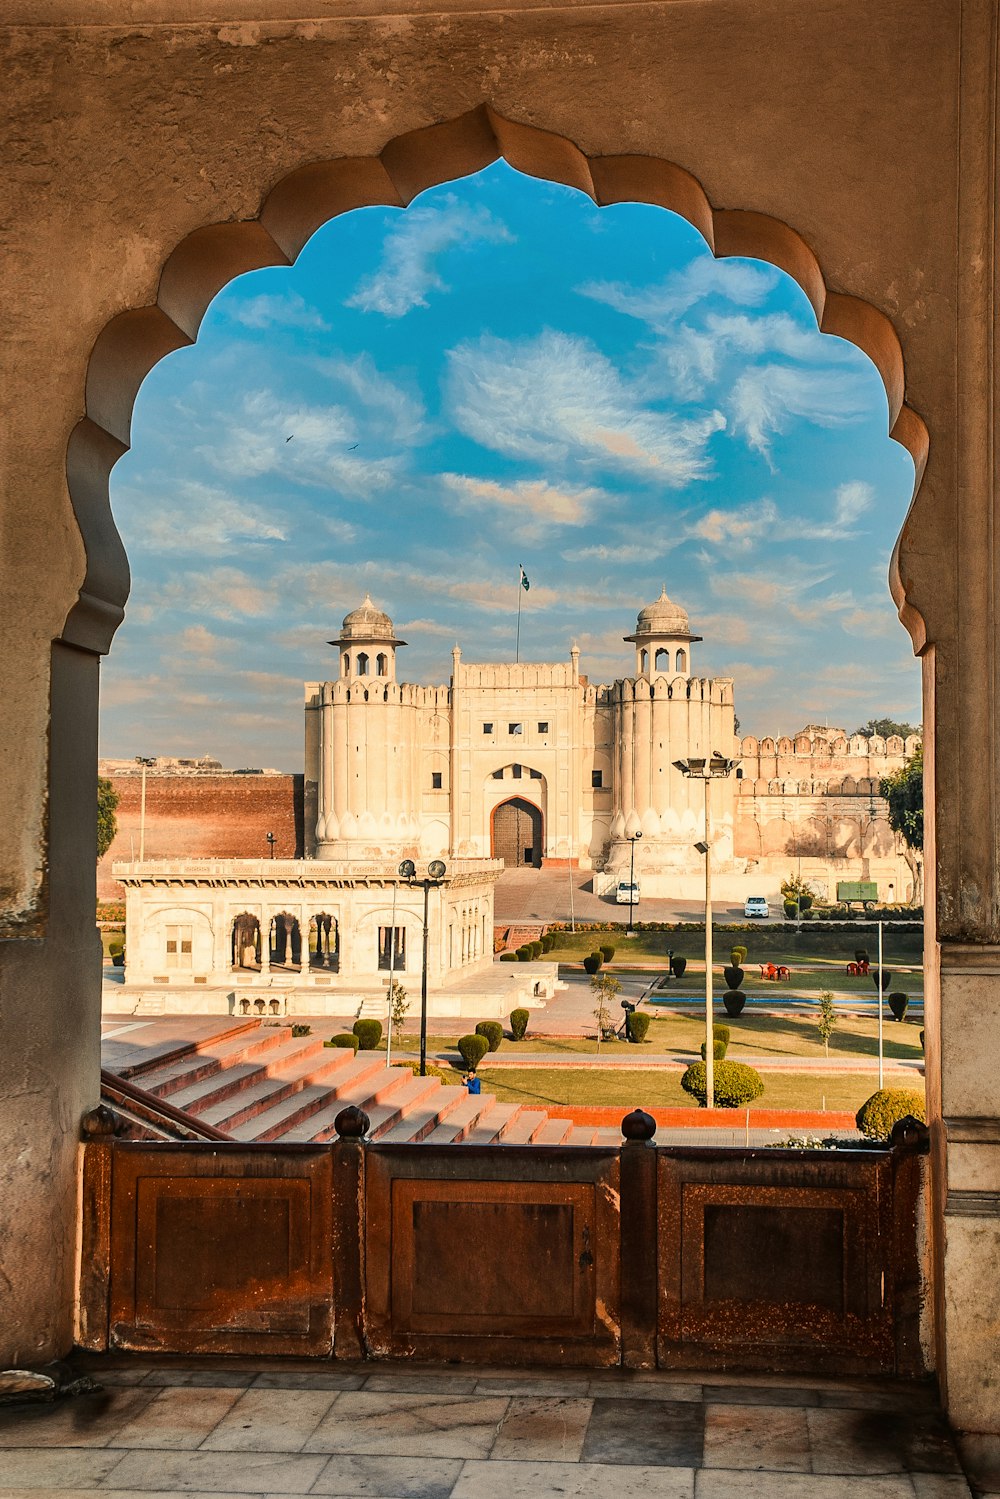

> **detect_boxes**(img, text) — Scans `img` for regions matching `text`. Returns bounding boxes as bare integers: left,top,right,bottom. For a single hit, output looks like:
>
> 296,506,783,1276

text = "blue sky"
103,161,920,768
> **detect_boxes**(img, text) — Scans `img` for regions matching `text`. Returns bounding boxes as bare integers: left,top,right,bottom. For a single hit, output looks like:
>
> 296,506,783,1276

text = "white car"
744,895,770,918
616,881,640,905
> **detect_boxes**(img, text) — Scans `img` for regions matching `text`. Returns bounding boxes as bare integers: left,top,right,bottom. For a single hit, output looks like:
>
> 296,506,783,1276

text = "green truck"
837,880,879,907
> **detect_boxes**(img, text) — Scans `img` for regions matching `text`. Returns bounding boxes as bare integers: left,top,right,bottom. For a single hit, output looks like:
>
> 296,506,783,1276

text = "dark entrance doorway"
492,798,543,868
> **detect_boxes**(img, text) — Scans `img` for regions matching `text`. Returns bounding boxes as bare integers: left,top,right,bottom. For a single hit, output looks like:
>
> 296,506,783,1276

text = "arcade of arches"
2,0,999,1473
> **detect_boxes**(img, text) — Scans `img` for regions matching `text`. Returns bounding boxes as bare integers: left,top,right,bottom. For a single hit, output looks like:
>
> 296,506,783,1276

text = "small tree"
591,972,621,1052
817,990,837,1058
97,776,119,861
388,979,409,1045
881,745,924,904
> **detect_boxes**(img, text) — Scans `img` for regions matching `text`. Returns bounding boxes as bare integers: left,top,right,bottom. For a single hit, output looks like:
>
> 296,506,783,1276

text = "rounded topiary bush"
670,955,687,979
734,945,748,963
888,991,909,1020
723,988,746,1017
783,900,798,920
517,946,532,962
457,1033,490,1072
352,1018,383,1051
715,1024,731,1048
798,893,813,911
327,1032,360,1054
855,1088,926,1141
530,940,544,959
500,952,518,962
626,1010,650,1044
583,952,603,974
600,943,616,963
541,932,556,952
475,1020,503,1052
681,1060,764,1109
723,964,745,990
510,1007,529,1041
700,1039,728,1061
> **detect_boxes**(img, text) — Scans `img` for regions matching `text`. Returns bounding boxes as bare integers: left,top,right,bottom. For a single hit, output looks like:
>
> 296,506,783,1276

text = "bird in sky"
285,435,294,443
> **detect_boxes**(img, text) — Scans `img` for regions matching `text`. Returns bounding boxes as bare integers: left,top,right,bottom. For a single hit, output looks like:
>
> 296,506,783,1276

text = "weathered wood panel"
108,1144,333,1355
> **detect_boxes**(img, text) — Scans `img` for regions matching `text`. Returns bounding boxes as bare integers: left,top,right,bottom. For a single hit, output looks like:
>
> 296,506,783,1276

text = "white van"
744,895,770,918
616,881,640,906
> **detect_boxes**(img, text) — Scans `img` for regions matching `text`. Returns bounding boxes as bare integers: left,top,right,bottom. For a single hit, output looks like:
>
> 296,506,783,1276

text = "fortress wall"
97,773,303,900
738,732,920,783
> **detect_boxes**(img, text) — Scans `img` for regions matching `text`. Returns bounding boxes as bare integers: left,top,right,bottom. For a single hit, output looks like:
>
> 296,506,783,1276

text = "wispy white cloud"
793,480,876,541
150,566,282,622
579,257,776,328
446,329,725,483
228,291,328,332
441,473,606,528
686,498,778,551
346,200,513,318
136,480,287,554
316,353,427,446
728,365,871,459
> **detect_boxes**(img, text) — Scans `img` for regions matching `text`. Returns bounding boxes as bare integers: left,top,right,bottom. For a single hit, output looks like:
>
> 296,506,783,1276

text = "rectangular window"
431,771,443,789
512,764,522,779
492,768,504,780
166,924,193,969
538,721,549,734
378,926,405,970
508,722,523,735
530,768,542,780
483,722,493,734
592,770,604,788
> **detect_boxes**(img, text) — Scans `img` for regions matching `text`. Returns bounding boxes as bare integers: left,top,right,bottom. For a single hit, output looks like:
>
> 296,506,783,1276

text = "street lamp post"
398,858,447,1076
266,832,276,860
135,756,155,862
626,830,642,936
673,753,739,1111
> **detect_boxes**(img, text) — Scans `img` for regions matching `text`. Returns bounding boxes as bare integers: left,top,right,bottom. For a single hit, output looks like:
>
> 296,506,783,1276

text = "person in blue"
463,1072,482,1095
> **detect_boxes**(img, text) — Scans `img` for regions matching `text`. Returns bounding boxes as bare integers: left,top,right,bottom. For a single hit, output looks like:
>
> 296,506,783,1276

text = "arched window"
376,652,387,676
342,652,350,676
654,647,669,671
675,648,687,672
640,648,648,672
356,652,369,676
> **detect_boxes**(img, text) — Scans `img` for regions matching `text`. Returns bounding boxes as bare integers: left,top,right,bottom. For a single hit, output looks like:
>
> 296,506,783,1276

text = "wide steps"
491,1108,548,1144
377,1083,468,1144
196,1046,369,1132
365,1072,444,1139
458,1100,524,1144
166,1035,331,1114
422,1092,501,1144
234,1054,403,1142
534,1117,574,1144
136,1025,294,1098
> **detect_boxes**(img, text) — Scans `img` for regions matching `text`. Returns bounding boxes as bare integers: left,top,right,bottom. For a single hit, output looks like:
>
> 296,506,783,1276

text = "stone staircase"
108,1020,614,1147
497,922,546,952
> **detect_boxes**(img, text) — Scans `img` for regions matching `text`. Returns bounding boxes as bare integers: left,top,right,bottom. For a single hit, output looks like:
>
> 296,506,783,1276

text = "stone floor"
0,1359,986,1499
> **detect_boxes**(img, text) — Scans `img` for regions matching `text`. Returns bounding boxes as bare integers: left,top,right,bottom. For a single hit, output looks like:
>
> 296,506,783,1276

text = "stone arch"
675,648,687,672
65,105,929,661
231,911,261,970
491,796,543,868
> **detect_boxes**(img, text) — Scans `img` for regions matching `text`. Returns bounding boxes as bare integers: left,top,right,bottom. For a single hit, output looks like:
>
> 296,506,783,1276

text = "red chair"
776,965,790,980
760,962,778,981
846,962,859,976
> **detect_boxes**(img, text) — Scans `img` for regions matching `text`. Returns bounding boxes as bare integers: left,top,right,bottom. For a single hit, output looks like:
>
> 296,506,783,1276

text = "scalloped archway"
65,103,929,659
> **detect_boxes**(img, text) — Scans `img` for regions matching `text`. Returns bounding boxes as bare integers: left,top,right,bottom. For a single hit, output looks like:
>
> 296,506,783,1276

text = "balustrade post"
889,1114,930,1376
619,1108,658,1368
332,1105,369,1360
77,1105,120,1351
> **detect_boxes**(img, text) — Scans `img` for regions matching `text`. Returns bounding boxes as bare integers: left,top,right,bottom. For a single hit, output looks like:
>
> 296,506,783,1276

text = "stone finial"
335,1105,370,1139
81,1104,120,1139
890,1114,930,1152
621,1108,657,1142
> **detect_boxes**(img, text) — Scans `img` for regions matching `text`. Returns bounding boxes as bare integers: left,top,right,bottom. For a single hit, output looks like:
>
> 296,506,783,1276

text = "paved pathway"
0,1357,979,1499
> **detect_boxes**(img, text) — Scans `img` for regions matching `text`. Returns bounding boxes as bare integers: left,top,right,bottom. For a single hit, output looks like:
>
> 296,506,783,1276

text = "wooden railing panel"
656,1148,896,1374
108,1144,333,1355
364,1145,621,1365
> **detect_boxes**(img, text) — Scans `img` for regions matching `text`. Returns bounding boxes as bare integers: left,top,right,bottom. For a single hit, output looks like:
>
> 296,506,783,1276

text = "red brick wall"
98,773,303,899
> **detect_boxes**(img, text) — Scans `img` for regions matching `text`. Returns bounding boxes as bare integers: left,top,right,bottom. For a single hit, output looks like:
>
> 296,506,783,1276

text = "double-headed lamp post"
135,756,156,862
398,858,447,1076
626,830,642,936
673,753,739,1111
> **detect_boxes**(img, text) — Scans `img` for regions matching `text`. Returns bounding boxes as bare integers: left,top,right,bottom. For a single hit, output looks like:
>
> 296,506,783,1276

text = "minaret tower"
624,585,702,678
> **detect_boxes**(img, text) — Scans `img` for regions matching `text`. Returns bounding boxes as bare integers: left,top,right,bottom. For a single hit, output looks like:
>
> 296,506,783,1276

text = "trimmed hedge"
500,952,518,962
530,940,543,959
670,955,687,979
353,1018,383,1050
457,1033,490,1071
291,1024,312,1037
722,989,746,1017
700,1039,729,1061
888,991,909,1020
517,946,532,962
855,1088,926,1141
681,1060,764,1108
475,1020,503,1052
510,1007,530,1041
599,944,616,963
583,952,603,974
723,964,745,990
626,1010,650,1043
327,1032,360,1053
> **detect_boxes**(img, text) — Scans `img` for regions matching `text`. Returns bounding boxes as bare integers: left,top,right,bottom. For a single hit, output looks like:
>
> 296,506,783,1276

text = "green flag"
520,566,530,592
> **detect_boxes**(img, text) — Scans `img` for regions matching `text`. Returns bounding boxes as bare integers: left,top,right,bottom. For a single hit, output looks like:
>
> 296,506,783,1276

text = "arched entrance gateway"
3,8,999,1474
491,797,543,868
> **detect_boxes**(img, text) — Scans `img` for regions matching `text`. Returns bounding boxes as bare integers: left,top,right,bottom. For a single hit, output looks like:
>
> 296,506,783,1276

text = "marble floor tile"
109,1387,243,1450
706,1386,820,1407
587,1379,703,1403
303,1394,510,1460
139,1371,254,1389
361,1375,479,1396
453,1459,695,1499
0,1448,126,1487
580,1397,704,1468
473,1378,593,1398
199,1388,340,1452
309,1454,464,1497
695,1472,915,1499
702,1403,811,1472
490,1397,593,1463
0,1389,159,1449
909,1476,975,1498
251,1372,365,1392
103,1448,329,1493
807,1408,961,1476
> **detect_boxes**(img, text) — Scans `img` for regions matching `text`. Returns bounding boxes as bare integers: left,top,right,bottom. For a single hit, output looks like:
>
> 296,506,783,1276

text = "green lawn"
471,1066,885,1113
541,925,923,967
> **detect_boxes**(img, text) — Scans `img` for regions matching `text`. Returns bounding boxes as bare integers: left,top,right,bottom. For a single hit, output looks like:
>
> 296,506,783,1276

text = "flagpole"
515,565,523,664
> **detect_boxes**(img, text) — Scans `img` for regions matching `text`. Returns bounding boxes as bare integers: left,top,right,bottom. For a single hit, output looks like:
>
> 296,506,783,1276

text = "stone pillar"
319,686,333,842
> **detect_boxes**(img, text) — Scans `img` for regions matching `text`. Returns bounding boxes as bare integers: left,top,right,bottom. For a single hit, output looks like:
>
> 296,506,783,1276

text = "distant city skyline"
103,161,920,769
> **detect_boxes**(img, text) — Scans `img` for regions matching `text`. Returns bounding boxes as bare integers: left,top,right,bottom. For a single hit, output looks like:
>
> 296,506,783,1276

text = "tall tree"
97,776,119,861
880,746,923,903
853,717,920,740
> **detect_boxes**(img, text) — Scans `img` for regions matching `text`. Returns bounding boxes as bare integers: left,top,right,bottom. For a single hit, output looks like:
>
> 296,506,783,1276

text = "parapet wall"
738,732,920,792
